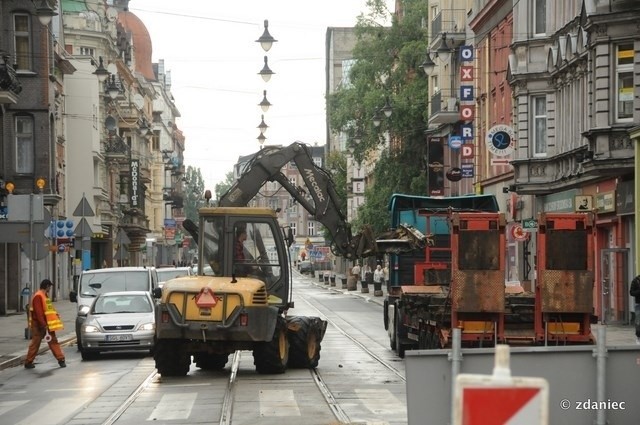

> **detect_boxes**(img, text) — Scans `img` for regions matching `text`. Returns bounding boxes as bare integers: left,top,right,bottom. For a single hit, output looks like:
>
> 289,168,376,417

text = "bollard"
347,275,357,291
24,305,31,339
360,279,369,293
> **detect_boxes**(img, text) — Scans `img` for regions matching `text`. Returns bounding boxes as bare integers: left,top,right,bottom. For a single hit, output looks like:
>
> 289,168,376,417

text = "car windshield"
93,294,152,314
80,271,150,296
157,269,190,282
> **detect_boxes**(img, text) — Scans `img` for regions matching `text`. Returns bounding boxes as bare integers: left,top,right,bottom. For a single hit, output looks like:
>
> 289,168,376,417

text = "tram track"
97,285,404,425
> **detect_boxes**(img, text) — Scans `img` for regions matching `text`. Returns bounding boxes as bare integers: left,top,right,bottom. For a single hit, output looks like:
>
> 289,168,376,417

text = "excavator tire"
286,316,322,368
155,339,191,376
194,353,229,370
253,317,289,374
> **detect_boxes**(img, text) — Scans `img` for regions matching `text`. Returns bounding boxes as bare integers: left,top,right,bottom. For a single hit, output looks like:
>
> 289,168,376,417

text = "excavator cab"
196,207,292,309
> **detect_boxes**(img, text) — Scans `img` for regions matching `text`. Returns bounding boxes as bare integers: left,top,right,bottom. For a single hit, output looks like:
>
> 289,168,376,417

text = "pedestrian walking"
630,275,640,345
373,264,384,296
348,263,360,291
383,263,389,288
24,279,66,369
351,263,361,280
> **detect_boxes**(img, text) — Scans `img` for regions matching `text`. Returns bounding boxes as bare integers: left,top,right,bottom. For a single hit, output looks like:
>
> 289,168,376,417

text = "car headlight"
83,324,100,333
139,322,155,331
78,305,91,316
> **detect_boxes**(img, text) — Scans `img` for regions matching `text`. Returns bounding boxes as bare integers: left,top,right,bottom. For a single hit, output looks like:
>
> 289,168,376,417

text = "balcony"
430,9,467,51
428,91,459,125
0,57,21,104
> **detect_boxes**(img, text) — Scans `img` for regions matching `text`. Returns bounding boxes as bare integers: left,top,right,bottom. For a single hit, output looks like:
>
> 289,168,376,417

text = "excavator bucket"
352,225,378,258
376,224,430,254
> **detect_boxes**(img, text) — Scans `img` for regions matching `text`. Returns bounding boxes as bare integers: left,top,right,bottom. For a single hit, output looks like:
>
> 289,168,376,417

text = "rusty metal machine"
535,212,595,344
382,194,596,357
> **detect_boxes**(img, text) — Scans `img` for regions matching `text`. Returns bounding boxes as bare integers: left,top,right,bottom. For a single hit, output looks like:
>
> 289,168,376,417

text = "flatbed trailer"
382,194,595,357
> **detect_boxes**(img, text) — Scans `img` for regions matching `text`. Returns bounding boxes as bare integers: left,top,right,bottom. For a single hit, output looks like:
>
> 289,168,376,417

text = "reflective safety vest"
30,291,64,331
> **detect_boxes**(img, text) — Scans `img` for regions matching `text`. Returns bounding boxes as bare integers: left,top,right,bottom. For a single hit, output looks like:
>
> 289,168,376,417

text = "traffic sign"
73,194,95,217
510,224,529,241
454,345,549,425
491,158,511,166
458,387,544,424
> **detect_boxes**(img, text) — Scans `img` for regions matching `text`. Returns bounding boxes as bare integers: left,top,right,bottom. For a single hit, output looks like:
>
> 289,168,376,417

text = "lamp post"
381,97,393,118
421,52,436,75
92,56,109,82
257,20,276,148
34,0,57,26
258,56,274,83
256,19,277,52
258,90,272,112
257,115,268,134
257,133,267,147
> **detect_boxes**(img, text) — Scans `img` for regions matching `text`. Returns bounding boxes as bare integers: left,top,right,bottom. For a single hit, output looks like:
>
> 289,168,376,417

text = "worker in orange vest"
24,279,66,369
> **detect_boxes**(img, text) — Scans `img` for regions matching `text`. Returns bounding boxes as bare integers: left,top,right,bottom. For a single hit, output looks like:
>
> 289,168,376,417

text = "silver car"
79,291,155,360
156,266,192,288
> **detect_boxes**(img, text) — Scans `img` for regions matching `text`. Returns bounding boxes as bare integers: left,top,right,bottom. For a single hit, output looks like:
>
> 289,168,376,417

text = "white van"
69,266,158,351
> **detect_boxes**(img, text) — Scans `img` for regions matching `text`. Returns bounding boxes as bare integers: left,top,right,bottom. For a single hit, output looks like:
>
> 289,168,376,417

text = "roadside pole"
73,193,95,271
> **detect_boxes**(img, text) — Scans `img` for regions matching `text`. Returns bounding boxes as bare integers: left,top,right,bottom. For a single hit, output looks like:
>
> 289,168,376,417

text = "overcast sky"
128,1,393,190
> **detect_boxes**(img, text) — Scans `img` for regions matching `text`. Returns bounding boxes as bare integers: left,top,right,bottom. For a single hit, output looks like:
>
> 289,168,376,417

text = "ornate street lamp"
35,0,57,26
257,133,267,146
258,90,272,112
256,19,277,52
257,115,268,134
381,97,393,118
93,56,109,82
258,56,274,82
421,52,436,75
106,74,121,99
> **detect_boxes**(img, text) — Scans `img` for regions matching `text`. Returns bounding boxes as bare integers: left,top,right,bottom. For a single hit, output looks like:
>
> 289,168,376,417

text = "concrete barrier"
405,336,639,425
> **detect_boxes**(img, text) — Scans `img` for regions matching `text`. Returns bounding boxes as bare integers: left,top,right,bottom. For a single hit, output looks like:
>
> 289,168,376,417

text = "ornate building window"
13,14,31,71
308,221,315,236
16,115,34,174
616,44,633,122
289,222,297,237
532,96,547,157
533,0,546,35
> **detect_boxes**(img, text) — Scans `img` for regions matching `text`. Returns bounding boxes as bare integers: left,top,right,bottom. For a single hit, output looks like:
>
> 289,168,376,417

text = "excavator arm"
219,142,372,259
186,142,426,259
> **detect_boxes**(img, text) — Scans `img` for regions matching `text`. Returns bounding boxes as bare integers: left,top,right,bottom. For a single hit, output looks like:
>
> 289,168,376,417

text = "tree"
327,0,430,234
214,171,235,201
183,166,205,224
324,150,347,213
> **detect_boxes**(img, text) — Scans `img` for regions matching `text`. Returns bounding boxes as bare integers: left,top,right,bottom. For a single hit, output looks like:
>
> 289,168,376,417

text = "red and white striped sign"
454,345,548,425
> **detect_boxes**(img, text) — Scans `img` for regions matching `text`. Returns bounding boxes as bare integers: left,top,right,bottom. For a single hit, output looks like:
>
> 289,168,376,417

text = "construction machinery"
382,194,596,357
153,142,424,376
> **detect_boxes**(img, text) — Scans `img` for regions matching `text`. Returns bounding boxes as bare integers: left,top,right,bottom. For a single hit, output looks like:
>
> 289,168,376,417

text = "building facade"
0,0,69,312
506,0,638,323
0,0,184,314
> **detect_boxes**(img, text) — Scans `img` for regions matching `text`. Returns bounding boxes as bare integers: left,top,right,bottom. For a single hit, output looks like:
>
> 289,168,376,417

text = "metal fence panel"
406,346,639,425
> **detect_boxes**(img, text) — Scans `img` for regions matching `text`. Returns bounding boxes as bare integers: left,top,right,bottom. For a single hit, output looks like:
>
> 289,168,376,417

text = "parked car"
156,266,192,288
70,266,158,351
79,291,156,360
298,260,313,274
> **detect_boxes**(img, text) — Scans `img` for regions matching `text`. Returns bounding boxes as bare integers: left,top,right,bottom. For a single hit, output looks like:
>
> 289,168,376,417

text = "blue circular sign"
448,136,463,150
486,125,516,156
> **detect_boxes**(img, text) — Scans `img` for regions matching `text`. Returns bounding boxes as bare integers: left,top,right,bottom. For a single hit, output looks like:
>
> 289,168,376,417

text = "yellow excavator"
153,142,426,376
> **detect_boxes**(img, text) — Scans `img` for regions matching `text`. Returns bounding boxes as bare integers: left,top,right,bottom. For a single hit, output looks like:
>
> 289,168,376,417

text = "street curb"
0,334,76,371
296,270,386,307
